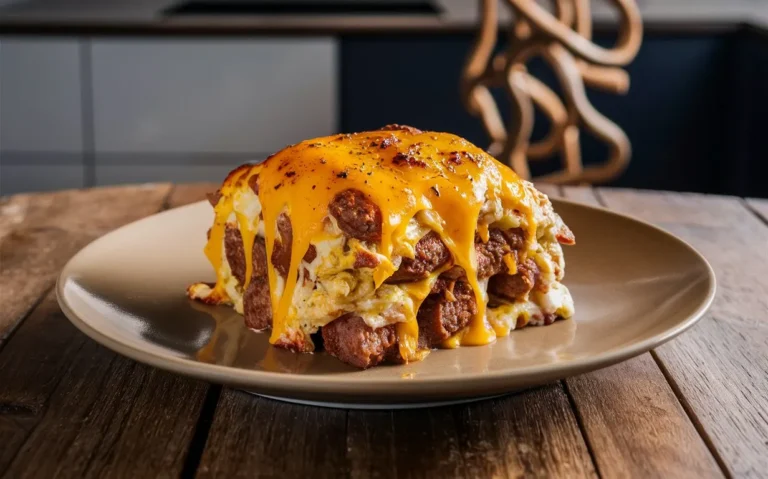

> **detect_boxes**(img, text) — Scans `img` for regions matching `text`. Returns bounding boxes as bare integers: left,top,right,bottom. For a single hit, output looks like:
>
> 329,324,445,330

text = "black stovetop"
164,0,441,16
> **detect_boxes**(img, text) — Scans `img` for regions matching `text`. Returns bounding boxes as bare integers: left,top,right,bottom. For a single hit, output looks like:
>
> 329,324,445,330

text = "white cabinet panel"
0,38,84,152
91,39,337,154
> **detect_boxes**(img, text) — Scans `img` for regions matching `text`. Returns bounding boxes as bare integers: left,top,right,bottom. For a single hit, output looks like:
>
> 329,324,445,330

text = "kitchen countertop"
0,183,766,477
0,0,767,35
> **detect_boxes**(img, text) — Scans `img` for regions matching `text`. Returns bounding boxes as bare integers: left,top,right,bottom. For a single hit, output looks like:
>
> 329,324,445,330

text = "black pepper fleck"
312,185,316,190
337,171,348,179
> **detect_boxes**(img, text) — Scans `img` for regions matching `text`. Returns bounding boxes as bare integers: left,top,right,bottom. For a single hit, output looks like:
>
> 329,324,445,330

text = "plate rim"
56,197,717,400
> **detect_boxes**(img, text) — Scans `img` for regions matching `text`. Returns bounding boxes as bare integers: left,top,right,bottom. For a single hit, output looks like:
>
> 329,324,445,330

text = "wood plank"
556,186,723,477
196,390,348,478
0,184,172,345
566,356,724,478
596,188,768,477
0,292,209,477
561,186,603,206
389,384,596,478
534,182,561,198
561,186,601,207
346,411,397,479
468,384,595,478
0,184,210,477
746,198,768,223
199,384,596,478
166,182,219,208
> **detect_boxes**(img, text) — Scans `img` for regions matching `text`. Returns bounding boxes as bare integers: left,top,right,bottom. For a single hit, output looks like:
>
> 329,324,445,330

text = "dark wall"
720,28,768,198
340,32,763,196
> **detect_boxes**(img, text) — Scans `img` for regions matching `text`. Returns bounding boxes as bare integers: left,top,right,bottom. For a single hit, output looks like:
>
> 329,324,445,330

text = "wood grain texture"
534,182,562,198
746,198,768,223
561,186,603,206
597,188,768,477
565,356,723,478
0,292,209,478
196,390,348,479
0,184,210,478
198,384,596,478
166,182,219,208
0,184,172,345
556,186,724,477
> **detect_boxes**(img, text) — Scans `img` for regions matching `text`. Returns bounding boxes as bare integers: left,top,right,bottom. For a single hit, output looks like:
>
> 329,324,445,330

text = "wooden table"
0,183,766,478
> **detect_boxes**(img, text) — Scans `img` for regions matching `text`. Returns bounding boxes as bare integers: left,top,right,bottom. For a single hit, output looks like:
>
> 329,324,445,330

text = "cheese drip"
202,129,536,359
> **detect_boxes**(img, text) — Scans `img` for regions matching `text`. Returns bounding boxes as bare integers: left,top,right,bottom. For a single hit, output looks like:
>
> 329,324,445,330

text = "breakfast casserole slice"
189,125,575,368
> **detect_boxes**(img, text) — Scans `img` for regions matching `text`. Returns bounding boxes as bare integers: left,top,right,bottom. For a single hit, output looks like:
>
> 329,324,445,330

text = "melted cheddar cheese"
191,127,573,362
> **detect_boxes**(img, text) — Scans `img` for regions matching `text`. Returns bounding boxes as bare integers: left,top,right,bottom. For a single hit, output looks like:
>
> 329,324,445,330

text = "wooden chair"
461,0,643,184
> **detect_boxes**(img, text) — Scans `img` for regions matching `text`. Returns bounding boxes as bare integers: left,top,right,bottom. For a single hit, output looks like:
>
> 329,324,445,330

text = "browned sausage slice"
386,231,451,283
474,227,526,279
224,225,247,285
271,213,293,277
243,236,272,330
328,189,382,243
244,277,272,330
417,280,477,348
487,258,539,302
321,314,397,369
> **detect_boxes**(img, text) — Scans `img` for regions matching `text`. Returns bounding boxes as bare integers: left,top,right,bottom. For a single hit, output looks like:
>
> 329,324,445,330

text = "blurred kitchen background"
0,0,767,197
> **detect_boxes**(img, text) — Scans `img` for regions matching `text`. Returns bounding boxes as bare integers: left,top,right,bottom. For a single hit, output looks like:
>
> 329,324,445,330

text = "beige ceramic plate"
57,198,715,408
